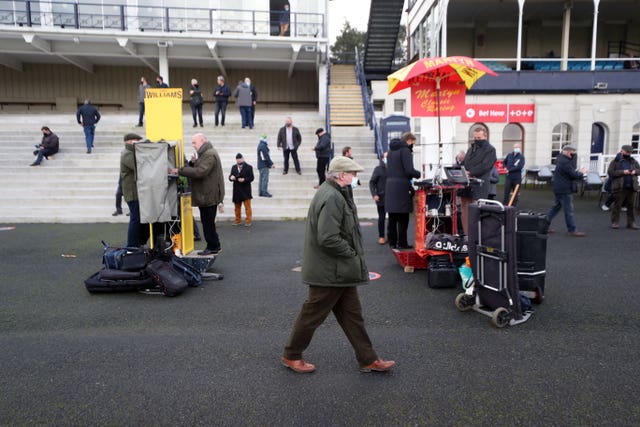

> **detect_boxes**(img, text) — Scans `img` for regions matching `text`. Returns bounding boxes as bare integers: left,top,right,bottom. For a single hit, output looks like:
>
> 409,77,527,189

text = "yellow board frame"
180,194,195,255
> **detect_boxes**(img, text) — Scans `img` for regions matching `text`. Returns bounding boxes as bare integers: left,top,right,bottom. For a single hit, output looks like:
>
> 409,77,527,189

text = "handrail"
355,47,383,159
0,0,325,37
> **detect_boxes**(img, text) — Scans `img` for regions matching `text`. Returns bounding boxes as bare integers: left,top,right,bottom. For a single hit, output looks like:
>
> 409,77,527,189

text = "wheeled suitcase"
455,200,530,327
84,270,155,293
146,259,188,297
516,212,548,304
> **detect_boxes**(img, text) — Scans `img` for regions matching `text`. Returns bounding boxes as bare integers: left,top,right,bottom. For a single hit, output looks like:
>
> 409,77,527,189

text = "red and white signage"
462,103,535,123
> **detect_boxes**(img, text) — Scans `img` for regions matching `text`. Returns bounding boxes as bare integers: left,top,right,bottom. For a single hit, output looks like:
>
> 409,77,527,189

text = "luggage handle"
476,199,505,211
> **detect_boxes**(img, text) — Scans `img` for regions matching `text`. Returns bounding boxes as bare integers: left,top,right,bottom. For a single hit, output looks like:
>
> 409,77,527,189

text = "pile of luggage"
84,242,202,297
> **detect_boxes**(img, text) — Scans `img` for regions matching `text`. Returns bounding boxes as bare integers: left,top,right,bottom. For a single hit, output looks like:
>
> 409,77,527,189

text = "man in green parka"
120,133,146,247
281,156,396,374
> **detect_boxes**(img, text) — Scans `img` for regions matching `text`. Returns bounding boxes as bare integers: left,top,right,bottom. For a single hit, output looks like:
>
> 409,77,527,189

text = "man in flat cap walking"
281,156,396,374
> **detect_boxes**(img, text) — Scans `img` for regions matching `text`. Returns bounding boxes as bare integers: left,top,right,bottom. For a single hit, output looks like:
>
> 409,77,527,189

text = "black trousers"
316,157,329,185
387,212,410,247
376,205,386,238
503,177,521,205
191,104,203,126
214,101,227,126
115,177,123,212
199,205,220,251
283,148,301,173
612,189,637,224
283,286,378,366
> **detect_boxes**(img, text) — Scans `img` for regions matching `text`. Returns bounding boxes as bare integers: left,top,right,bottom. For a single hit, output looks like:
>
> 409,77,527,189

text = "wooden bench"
78,101,124,111
0,100,56,110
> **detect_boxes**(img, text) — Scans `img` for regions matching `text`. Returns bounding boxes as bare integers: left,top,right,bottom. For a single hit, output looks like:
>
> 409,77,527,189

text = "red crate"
393,249,428,272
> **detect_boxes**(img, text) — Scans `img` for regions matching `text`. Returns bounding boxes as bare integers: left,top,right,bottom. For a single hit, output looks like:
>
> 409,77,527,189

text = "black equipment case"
516,211,549,304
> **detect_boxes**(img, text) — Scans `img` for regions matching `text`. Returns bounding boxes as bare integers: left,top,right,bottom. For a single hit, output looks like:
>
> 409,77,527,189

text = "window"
468,123,489,143
632,122,640,154
551,123,573,164
394,99,405,113
502,123,524,158
373,100,384,112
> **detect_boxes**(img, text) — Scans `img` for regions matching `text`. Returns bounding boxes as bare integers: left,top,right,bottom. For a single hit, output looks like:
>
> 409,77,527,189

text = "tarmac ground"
1,186,639,426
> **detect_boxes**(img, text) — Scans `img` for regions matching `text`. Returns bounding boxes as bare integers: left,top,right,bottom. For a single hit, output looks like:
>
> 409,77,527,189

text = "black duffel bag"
146,259,188,297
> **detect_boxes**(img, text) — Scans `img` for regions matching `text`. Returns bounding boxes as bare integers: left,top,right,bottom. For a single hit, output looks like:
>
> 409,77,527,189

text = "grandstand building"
0,0,329,113
368,0,640,173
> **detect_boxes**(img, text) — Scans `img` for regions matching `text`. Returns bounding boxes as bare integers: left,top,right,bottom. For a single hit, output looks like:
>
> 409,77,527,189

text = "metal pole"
590,0,600,71
436,77,442,163
516,0,525,71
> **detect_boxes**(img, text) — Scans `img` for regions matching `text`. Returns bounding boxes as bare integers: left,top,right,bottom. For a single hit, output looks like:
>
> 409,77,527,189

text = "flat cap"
315,128,324,135
123,133,142,141
236,153,243,159
562,145,577,152
621,145,634,153
328,155,364,173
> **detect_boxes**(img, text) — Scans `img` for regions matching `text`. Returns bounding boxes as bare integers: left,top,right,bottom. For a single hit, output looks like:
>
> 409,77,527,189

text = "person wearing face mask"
385,133,421,249
276,116,302,175
460,127,497,234
229,153,254,227
503,142,525,205
546,145,588,236
607,145,640,229
281,156,395,374
369,152,388,244
189,78,204,128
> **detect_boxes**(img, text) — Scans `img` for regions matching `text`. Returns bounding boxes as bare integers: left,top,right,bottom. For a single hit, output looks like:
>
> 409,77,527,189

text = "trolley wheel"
532,287,544,305
455,293,473,312
491,307,510,328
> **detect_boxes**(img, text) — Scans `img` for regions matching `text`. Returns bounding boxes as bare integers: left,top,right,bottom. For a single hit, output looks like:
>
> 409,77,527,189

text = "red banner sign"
462,103,535,123
410,80,466,117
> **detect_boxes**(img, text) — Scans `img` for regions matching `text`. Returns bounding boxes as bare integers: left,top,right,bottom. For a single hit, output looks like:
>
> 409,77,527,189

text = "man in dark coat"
155,75,168,88
277,116,302,175
385,134,421,249
76,99,100,154
312,128,332,188
282,156,395,374
30,126,59,166
369,152,388,244
257,134,275,197
172,133,225,255
189,78,204,128
229,153,254,227
461,127,497,233
503,142,525,205
607,145,640,229
213,75,231,127
546,145,588,236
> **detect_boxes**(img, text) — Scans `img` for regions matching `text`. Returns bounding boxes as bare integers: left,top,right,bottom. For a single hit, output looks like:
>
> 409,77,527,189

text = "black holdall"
84,270,155,293
145,259,188,297
102,241,151,271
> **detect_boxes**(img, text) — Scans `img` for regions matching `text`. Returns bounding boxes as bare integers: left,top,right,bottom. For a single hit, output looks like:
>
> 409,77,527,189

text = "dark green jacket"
302,181,369,287
179,141,225,207
120,143,138,202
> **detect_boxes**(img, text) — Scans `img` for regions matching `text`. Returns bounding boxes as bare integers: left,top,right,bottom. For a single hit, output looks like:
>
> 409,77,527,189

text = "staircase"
0,109,380,223
363,0,405,80
329,64,366,127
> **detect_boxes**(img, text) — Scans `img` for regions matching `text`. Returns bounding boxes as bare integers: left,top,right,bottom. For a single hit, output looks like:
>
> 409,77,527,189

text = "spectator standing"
385,134,421,249
488,166,499,200
546,145,588,236
276,116,302,175
279,3,290,36
281,156,395,374
213,75,231,127
156,75,168,88
137,77,151,127
76,99,100,154
312,128,332,188
503,142,525,205
607,145,640,229
30,126,59,166
234,80,253,129
257,134,275,197
229,153,254,227
460,127,496,233
342,146,353,158
120,133,148,247
172,133,225,256
189,78,204,128
247,78,258,125
369,151,388,244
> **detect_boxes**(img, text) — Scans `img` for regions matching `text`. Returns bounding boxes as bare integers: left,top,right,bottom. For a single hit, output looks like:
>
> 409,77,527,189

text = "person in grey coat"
233,80,253,129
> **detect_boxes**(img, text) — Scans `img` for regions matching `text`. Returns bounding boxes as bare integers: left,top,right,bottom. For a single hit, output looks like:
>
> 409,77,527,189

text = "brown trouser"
234,199,252,224
283,286,378,366
611,189,637,224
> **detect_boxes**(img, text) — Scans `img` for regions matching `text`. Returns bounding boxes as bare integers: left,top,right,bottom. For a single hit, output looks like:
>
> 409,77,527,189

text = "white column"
158,45,169,85
441,0,449,57
516,0,525,71
561,3,571,71
318,63,327,117
590,0,600,71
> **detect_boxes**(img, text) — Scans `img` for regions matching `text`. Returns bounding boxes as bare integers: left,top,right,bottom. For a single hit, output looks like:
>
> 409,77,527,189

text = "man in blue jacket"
213,75,231,127
257,134,275,197
503,142,525,205
546,145,588,236
76,99,100,154
312,128,332,188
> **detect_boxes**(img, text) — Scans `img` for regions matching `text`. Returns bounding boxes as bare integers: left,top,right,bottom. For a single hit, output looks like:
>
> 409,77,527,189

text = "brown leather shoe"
611,223,620,229
567,231,586,237
628,223,640,230
360,358,396,373
281,357,315,373
377,237,386,245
